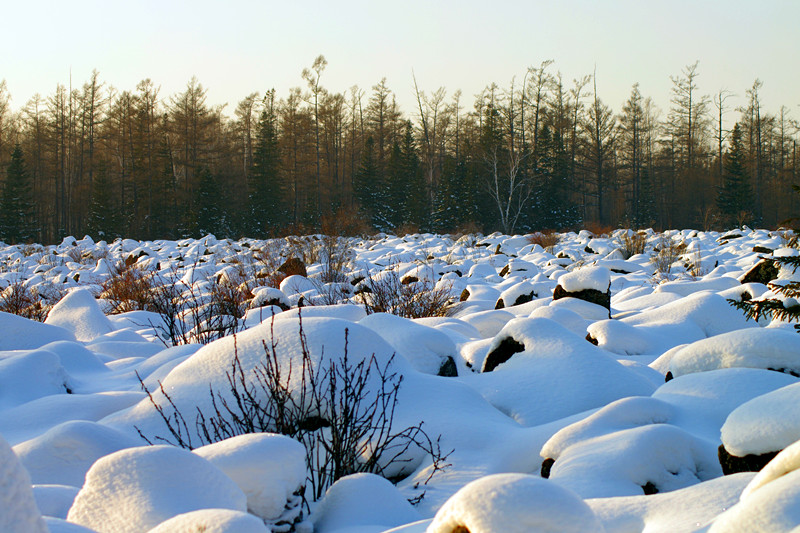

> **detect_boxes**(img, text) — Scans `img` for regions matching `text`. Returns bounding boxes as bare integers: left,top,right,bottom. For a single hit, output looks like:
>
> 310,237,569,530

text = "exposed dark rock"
495,298,505,310
665,371,673,382
541,457,555,479
718,444,780,475
401,275,419,285
767,367,800,377
584,245,596,254
277,257,307,277
459,288,470,302
585,332,599,346
741,259,780,285
642,481,659,495
437,356,458,377
753,245,773,254
494,244,502,255
718,233,743,244
499,265,510,277
350,275,365,286
553,283,611,313
482,337,525,372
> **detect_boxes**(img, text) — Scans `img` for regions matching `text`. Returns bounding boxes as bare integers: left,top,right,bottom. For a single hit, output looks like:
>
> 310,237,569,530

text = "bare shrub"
0,281,48,321
651,236,685,276
100,263,157,314
527,231,559,251
137,318,450,506
616,230,648,259
357,266,454,319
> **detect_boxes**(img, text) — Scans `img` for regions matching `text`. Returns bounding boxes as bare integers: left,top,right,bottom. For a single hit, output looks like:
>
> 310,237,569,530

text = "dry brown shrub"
321,207,372,237
357,266,454,319
527,231,560,250
584,221,616,237
617,231,648,259
100,263,157,314
0,281,48,321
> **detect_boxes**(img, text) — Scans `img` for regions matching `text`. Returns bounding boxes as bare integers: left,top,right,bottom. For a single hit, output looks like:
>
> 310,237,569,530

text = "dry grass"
617,231,648,259
651,236,686,276
584,221,616,237
527,231,560,251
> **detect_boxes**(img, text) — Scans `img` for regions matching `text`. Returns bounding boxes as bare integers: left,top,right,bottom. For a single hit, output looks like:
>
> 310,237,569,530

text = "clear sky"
2,0,798,123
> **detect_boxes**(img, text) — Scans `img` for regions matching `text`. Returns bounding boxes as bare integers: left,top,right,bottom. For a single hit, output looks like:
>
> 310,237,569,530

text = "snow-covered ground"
2,227,800,532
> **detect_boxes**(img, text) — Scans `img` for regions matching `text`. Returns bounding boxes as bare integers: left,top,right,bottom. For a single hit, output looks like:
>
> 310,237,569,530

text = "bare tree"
486,146,530,234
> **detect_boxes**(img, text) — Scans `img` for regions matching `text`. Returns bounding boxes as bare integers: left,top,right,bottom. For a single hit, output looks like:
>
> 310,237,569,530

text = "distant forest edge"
0,58,798,244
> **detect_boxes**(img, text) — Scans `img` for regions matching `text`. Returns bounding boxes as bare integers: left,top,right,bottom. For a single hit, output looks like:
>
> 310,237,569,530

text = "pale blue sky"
2,0,798,122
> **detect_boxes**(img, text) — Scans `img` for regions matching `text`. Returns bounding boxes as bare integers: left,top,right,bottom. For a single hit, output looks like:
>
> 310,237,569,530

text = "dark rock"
585,333,598,346
494,244,502,255
277,257,307,277
665,371,673,382
482,337,525,372
584,245,596,254
741,259,780,285
553,283,611,312
541,458,555,479
459,288,470,302
437,356,458,377
495,298,505,309
401,275,419,285
499,265,510,277
350,275,365,286
718,233,743,244
642,481,659,495
767,367,800,377
753,246,773,254
718,444,780,475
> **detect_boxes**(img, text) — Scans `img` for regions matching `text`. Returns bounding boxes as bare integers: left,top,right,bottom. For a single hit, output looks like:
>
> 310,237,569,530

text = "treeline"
0,58,798,243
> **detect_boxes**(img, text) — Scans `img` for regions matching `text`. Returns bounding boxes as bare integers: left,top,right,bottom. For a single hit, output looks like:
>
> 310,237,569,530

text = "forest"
0,57,797,244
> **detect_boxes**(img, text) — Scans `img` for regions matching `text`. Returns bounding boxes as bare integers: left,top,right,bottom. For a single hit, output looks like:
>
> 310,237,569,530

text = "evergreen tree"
716,123,753,226
192,167,225,236
249,90,285,237
0,145,36,243
85,161,120,239
353,137,383,230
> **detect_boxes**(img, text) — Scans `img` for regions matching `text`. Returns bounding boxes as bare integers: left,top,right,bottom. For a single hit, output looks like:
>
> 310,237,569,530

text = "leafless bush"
100,263,157,314
617,230,648,259
137,318,450,506
651,236,685,276
0,281,49,321
357,266,455,319
527,231,559,251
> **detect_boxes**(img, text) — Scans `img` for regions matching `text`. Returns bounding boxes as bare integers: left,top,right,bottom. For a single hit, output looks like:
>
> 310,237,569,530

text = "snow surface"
1,228,800,530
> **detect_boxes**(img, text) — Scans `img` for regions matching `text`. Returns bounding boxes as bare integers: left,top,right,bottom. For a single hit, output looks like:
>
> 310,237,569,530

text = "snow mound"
470,317,655,425
14,420,140,486
587,319,656,355
193,433,307,525
359,312,457,375
428,473,604,533
558,265,611,293
721,381,800,456
105,317,407,445
312,473,420,533
669,327,800,378
45,288,114,342
0,349,72,409
0,311,75,350
549,424,721,498
0,433,48,533
146,509,271,533
32,484,79,519
67,445,247,533
709,444,800,532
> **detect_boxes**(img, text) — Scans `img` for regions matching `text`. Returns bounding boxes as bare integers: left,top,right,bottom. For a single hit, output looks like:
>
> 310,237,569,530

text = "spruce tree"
249,90,284,237
85,162,120,239
716,122,753,226
353,137,382,230
0,145,36,243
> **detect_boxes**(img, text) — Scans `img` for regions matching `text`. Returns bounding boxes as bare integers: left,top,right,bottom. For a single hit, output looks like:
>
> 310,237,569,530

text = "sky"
2,0,798,124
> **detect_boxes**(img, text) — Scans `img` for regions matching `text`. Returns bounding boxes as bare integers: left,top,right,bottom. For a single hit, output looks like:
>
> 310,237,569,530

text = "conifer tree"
716,123,753,226
0,145,36,243
249,90,284,237
85,161,120,239
353,137,382,230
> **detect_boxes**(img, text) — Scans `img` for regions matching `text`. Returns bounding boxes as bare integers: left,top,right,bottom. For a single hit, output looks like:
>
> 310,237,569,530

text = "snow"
0,433,48,533
720,381,800,456
193,433,307,524
2,229,800,531
428,473,604,533
558,265,611,293
312,473,421,533
66,445,248,533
